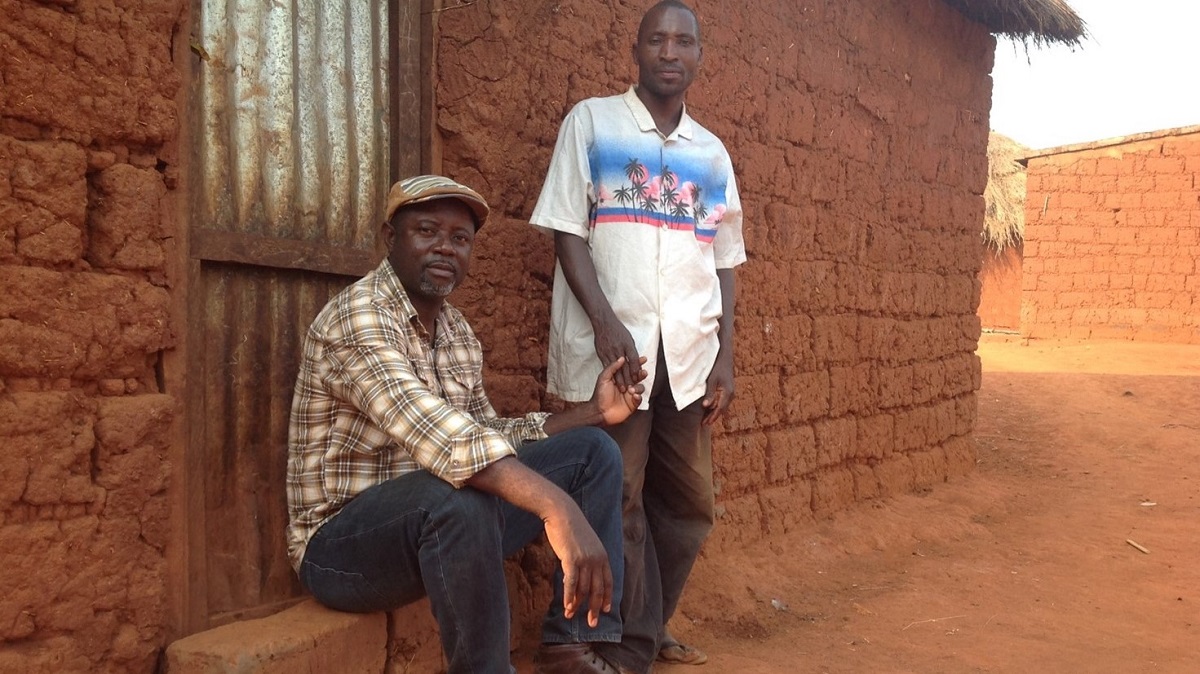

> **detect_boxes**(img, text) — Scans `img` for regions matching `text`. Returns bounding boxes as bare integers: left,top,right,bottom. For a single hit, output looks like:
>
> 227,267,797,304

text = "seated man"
286,175,645,674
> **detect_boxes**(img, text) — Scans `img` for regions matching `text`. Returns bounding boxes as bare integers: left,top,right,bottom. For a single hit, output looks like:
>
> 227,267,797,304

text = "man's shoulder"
568,91,629,116
309,268,388,331
337,268,389,309
683,113,731,151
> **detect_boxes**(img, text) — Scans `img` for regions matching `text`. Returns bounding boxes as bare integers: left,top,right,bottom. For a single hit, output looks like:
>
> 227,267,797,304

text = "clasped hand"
591,355,648,425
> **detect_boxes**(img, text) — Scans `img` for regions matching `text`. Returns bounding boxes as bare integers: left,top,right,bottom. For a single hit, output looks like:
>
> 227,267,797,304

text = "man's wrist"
584,400,606,426
714,346,734,367
588,308,618,332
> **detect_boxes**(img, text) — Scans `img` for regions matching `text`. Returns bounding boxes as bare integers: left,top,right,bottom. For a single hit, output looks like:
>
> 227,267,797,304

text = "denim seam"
300,561,389,606
316,506,430,544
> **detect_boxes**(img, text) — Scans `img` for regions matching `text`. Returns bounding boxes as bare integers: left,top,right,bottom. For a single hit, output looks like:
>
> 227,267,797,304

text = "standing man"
530,2,745,672
288,175,649,674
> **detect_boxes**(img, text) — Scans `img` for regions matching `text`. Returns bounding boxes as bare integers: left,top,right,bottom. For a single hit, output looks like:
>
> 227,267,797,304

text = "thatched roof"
982,132,1028,252
944,0,1086,46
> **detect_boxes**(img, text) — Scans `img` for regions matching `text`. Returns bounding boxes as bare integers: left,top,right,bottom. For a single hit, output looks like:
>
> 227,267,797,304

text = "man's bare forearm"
715,267,736,360
466,455,573,520
543,402,605,436
555,231,618,328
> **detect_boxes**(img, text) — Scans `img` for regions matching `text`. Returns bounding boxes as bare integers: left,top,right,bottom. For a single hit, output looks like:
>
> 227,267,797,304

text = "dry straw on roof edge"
983,133,1027,252
944,0,1086,46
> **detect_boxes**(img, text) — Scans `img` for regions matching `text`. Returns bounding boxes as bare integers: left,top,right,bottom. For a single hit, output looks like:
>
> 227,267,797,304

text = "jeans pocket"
301,560,390,613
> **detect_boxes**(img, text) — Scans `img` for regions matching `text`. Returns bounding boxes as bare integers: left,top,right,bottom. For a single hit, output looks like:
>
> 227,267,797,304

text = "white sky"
989,0,1200,150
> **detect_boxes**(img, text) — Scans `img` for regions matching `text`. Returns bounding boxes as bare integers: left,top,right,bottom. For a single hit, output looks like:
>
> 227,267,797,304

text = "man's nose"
431,232,454,253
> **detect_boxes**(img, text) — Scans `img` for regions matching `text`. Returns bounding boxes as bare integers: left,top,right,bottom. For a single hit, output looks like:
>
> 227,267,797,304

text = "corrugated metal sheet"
196,0,390,246
201,264,350,618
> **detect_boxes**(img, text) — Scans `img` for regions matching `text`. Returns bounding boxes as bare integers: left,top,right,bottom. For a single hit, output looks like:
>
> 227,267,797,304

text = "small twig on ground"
1126,539,1150,554
902,615,966,631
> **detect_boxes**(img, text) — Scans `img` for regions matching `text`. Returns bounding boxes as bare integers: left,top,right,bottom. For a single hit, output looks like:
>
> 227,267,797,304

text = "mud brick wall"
1021,130,1200,343
435,0,986,561
0,0,183,671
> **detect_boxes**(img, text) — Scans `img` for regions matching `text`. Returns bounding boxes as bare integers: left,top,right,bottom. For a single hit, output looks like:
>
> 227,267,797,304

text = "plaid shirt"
286,259,550,570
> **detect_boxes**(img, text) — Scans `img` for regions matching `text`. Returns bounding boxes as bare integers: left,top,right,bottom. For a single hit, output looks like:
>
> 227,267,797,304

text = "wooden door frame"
168,0,434,639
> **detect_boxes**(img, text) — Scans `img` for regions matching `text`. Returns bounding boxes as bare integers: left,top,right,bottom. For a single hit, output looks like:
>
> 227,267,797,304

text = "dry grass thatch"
983,132,1028,252
943,0,1086,46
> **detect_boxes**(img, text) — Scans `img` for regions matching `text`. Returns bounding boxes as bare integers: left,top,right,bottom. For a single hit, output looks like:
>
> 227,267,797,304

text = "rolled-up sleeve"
463,379,551,449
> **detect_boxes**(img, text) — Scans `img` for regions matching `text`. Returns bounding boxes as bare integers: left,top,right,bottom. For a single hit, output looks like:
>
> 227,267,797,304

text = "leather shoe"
532,643,622,674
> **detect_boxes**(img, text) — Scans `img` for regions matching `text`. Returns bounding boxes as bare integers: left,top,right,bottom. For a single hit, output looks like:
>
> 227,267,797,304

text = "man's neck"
635,86,685,137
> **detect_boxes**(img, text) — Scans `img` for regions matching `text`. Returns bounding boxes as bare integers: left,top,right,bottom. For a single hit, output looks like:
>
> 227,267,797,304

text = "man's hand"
592,355,648,425
592,313,641,392
542,355,648,436
466,458,614,627
701,353,734,426
542,503,613,627
704,268,737,427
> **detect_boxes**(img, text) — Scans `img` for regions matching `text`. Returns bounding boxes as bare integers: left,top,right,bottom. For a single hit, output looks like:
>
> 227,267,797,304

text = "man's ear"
379,220,395,255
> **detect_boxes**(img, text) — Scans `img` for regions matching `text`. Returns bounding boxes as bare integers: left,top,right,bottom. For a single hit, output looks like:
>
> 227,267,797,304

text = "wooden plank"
170,0,211,639
389,0,423,179
191,229,376,277
182,256,211,634
419,0,437,173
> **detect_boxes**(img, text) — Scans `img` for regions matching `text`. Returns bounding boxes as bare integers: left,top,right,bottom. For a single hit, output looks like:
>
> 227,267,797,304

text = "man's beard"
419,271,456,297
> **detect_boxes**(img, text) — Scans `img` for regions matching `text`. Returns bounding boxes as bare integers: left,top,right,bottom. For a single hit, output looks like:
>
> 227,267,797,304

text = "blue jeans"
299,427,624,674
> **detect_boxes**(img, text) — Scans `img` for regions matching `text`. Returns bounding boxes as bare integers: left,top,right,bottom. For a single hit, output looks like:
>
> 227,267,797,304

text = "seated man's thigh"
301,470,503,612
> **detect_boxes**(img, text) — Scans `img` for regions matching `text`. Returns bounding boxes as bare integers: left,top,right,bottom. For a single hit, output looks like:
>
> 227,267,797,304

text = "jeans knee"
573,426,622,474
435,487,503,538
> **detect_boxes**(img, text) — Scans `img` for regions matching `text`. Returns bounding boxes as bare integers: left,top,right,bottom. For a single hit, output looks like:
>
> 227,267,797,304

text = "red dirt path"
662,335,1200,673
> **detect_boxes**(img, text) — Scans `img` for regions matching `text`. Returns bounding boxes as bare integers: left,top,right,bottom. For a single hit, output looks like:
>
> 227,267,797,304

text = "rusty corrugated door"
184,0,424,628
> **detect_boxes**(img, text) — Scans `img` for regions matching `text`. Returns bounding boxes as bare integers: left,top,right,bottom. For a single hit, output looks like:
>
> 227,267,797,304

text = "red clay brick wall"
1022,131,1200,343
435,0,987,544
0,0,183,670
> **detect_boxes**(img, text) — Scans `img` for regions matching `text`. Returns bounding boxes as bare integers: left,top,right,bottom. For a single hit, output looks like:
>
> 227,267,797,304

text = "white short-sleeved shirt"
531,86,746,410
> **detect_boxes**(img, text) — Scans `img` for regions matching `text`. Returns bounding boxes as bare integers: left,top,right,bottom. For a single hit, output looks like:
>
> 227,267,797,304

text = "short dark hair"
637,0,700,43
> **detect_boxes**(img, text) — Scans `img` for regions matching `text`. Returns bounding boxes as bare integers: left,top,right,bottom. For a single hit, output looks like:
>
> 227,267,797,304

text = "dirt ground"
661,334,1200,674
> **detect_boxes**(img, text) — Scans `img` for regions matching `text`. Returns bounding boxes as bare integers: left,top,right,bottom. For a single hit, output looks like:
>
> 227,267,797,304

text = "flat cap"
385,175,490,228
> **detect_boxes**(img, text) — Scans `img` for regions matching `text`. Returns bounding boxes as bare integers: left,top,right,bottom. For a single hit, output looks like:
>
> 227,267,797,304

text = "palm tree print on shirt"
610,157,715,230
